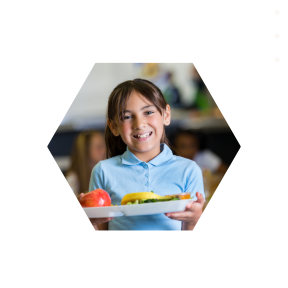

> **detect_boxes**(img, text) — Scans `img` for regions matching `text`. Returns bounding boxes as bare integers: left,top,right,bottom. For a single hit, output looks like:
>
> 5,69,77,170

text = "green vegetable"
125,194,181,205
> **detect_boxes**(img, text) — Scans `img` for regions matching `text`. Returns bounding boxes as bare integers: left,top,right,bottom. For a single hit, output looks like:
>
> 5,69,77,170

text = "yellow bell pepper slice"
121,192,174,205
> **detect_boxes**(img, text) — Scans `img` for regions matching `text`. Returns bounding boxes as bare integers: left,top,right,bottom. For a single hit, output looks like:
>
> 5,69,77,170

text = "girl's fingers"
165,211,194,218
185,193,204,210
90,217,114,225
165,196,203,218
168,218,190,222
77,193,84,202
195,192,205,205
186,202,194,209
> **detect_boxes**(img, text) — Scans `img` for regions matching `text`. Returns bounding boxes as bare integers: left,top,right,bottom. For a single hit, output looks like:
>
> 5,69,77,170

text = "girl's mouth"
133,132,153,141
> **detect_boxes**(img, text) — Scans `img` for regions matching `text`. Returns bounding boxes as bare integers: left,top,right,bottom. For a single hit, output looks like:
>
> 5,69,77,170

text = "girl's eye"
124,115,132,120
145,111,154,115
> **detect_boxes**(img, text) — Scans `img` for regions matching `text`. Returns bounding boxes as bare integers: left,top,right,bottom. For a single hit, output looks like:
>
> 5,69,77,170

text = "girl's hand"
77,193,113,230
165,192,204,230
77,193,85,202
89,217,114,230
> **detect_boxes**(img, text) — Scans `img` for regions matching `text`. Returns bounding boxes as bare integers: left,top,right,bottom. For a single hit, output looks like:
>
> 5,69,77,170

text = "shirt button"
145,183,149,186
145,173,148,177
143,164,148,169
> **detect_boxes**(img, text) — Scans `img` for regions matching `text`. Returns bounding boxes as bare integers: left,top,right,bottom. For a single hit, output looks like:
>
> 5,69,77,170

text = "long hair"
66,130,105,193
105,79,171,159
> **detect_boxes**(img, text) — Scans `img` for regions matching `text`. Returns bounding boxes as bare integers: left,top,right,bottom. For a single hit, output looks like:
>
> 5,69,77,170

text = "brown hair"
105,78,171,158
66,130,105,193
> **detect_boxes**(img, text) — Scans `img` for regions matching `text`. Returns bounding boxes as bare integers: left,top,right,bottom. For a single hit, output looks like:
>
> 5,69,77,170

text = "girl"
66,130,106,196
79,79,205,230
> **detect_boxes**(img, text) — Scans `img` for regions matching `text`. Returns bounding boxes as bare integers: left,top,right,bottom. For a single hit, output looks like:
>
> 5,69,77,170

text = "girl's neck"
128,144,161,163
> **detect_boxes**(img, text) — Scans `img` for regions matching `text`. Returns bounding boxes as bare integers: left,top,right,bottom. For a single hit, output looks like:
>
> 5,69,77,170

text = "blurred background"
48,63,240,209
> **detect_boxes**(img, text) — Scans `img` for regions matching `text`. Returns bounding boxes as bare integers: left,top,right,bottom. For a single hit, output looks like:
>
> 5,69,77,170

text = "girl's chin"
128,143,160,152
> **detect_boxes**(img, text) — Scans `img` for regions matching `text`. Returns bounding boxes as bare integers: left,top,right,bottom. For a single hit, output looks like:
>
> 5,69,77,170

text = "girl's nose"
133,116,146,129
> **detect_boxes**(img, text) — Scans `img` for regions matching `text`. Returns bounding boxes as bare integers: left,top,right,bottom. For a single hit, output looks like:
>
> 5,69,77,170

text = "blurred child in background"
66,130,106,196
174,129,228,174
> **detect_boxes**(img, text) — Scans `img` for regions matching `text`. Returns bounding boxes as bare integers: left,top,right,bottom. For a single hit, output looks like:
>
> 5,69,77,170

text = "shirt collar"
121,143,174,166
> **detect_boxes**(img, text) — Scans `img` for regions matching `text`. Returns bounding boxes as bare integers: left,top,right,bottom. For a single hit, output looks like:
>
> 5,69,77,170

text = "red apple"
80,189,111,207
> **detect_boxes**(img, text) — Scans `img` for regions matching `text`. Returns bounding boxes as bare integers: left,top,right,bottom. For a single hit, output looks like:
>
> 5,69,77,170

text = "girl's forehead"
125,90,153,108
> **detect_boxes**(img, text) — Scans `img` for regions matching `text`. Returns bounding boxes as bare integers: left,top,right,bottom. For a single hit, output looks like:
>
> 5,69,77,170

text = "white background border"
1,1,287,288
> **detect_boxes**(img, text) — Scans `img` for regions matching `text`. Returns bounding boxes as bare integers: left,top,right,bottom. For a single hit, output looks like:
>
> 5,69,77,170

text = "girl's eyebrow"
123,105,155,113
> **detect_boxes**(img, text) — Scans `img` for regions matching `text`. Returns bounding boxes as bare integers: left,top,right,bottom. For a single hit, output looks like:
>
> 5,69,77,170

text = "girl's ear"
107,119,120,136
164,104,171,126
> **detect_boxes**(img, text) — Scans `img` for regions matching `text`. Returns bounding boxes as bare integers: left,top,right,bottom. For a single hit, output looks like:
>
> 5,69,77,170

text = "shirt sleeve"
185,163,205,201
89,162,105,191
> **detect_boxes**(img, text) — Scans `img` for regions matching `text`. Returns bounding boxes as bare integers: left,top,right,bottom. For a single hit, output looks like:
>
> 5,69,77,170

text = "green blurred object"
163,89,172,105
195,90,210,110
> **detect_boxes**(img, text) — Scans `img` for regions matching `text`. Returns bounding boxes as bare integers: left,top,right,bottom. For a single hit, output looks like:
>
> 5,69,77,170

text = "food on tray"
166,192,191,200
80,189,111,207
121,191,180,205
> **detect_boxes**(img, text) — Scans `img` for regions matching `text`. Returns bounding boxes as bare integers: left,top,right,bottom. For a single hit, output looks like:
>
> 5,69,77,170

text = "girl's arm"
96,222,109,230
90,219,110,230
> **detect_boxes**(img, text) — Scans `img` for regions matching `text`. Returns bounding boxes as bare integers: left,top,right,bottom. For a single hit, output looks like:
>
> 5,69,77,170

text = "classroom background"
48,63,240,210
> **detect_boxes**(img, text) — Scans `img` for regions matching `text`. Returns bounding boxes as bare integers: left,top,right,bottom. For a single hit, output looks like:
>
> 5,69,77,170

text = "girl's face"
108,90,171,162
88,133,106,165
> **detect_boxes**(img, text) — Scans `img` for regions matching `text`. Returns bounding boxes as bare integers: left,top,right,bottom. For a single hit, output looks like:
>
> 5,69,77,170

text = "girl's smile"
133,131,153,140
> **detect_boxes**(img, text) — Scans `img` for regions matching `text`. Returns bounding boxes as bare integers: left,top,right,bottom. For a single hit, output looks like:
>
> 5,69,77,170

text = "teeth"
136,132,150,138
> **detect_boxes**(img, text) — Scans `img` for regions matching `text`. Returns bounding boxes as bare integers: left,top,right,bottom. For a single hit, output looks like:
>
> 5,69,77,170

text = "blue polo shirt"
89,143,204,230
